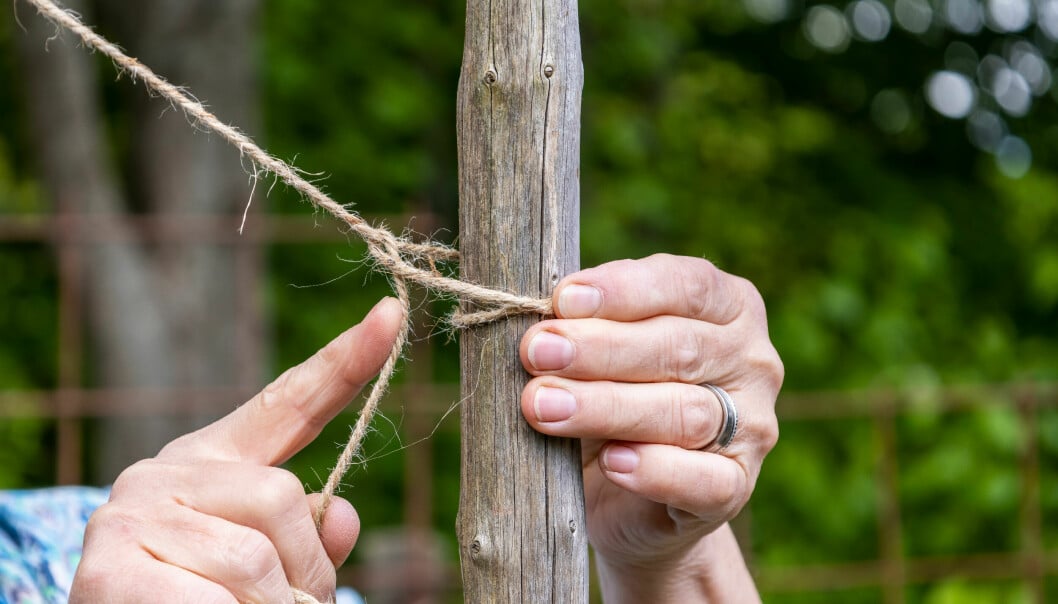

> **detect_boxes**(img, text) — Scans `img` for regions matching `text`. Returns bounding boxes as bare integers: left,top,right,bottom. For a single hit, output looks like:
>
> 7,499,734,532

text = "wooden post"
456,0,588,601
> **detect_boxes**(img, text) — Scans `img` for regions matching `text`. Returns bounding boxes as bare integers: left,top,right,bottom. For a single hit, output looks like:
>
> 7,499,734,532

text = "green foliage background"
2,0,1058,601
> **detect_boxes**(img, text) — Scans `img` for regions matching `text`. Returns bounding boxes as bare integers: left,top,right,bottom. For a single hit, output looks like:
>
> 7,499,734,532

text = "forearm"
595,523,760,604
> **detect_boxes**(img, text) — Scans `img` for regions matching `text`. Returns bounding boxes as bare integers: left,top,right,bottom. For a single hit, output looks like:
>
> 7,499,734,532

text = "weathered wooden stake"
456,0,588,600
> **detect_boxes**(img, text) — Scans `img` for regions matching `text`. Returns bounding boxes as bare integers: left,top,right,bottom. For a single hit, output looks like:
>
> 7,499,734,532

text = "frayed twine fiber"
23,0,554,601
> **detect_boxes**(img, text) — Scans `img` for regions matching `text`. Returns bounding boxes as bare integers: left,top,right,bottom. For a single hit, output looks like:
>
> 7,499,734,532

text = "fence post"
455,0,588,600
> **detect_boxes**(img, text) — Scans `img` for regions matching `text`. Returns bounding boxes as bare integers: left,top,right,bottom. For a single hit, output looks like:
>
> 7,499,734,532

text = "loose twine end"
22,1,555,602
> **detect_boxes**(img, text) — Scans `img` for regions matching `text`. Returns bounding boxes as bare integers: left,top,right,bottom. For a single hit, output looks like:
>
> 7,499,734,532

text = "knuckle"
709,464,749,518
733,277,766,323
747,343,785,393
110,460,158,498
648,255,716,321
682,268,713,320
255,469,306,517
646,252,679,266
157,432,206,459
758,417,780,455
687,259,748,324
84,502,120,531
302,558,338,596
674,388,716,449
316,328,352,369
737,276,766,309
257,367,328,429
669,328,707,383
230,529,282,585
83,503,141,546
670,326,741,385
709,468,741,506
258,367,295,412
108,469,137,501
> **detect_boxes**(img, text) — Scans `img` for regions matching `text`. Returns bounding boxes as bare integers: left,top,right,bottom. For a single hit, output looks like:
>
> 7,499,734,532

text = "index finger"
553,254,753,325
159,297,404,466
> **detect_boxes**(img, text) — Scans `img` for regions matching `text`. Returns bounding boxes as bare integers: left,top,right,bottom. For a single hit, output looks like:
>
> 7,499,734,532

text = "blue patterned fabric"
0,487,109,604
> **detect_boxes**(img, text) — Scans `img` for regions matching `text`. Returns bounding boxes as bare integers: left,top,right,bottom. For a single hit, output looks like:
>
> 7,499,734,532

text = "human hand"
71,298,404,604
519,254,783,601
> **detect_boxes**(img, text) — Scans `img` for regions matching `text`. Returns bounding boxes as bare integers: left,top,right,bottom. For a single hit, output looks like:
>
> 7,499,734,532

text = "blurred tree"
11,0,265,483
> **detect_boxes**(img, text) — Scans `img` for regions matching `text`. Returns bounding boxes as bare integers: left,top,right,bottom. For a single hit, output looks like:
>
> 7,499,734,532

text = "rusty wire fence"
756,385,1058,603
1,209,1055,603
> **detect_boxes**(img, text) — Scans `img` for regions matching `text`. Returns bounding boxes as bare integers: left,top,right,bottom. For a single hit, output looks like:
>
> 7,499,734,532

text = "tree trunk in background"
14,0,264,483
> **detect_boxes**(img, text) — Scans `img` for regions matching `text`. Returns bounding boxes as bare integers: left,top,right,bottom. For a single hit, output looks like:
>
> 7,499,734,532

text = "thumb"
307,493,361,568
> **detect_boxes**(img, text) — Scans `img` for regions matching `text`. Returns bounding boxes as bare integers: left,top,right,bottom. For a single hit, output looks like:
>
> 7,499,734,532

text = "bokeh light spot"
994,135,1032,178
944,0,985,34
986,0,1032,32
966,110,1007,151
1008,41,1052,95
895,0,934,33
944,41,980,75
977,54,1008,93
850,0,893,41
804,5,852,53
992,66,1033,116
925,70,977,118
1040,0,1058,40
871,89,913,134
743,0,791,24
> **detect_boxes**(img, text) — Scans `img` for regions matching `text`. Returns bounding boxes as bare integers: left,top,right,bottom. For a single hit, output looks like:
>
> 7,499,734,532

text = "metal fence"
758,385,1057,603
1,209,1054,603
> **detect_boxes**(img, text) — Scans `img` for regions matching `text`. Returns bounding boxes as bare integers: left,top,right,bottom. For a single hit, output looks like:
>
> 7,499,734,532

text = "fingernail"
558,285,602,318
528,332,574,371
534,387,577,422
603,445,639,474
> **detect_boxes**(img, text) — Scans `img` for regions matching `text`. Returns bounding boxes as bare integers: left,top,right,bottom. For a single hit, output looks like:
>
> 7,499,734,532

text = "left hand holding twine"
70,298,404,604
519,254,784,603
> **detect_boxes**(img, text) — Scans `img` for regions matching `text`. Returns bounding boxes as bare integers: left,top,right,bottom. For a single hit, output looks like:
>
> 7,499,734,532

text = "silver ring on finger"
702,384,738,451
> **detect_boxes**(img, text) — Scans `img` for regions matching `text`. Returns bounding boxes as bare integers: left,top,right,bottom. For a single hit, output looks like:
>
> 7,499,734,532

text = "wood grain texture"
456,0,588,600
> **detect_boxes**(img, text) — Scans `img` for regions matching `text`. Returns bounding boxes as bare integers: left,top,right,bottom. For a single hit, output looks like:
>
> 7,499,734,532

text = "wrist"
595,523,760,604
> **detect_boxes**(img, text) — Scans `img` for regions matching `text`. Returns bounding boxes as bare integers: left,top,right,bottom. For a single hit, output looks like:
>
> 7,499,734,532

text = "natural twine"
23,1,555,601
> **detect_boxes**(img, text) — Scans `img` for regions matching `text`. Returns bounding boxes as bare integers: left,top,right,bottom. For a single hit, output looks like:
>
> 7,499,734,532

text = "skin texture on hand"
70,298,404,604
70,254,778,603
520,254,783,602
